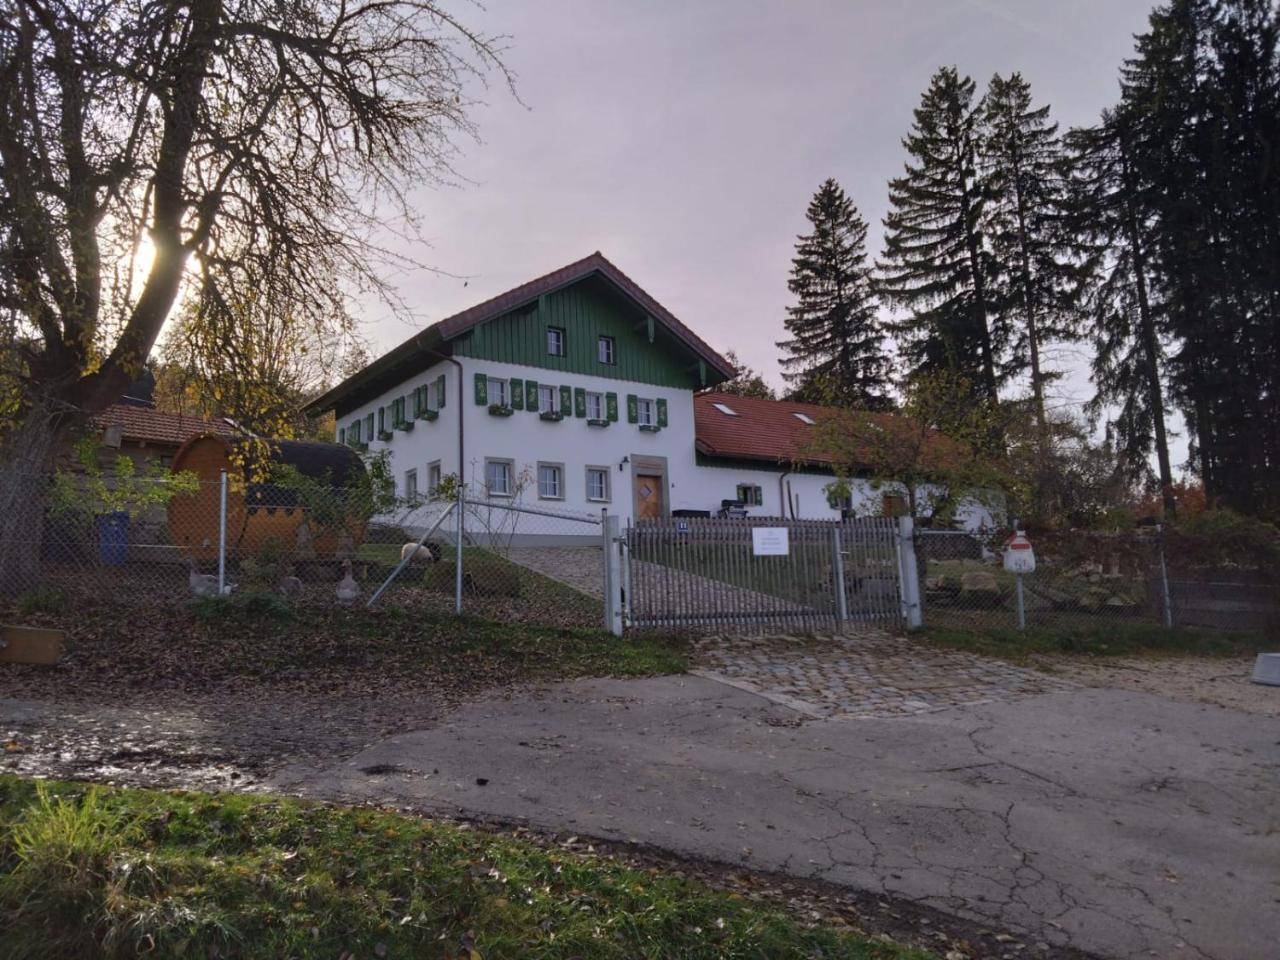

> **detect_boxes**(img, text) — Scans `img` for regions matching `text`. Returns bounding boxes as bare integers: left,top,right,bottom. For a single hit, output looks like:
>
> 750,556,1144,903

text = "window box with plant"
488,403,514,417
587,418,610,428
417,408,439,422
539,410,564,422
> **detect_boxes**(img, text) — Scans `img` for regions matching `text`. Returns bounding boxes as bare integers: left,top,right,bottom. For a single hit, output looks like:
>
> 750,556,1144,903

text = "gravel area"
1037,654,1280,716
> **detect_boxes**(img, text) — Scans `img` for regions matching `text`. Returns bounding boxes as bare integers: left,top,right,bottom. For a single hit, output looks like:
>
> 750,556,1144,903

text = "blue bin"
96,511,130,566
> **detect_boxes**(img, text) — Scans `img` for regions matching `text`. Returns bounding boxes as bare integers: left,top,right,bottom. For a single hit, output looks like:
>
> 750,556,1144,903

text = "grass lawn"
0,776,933,960
915,622,1266,663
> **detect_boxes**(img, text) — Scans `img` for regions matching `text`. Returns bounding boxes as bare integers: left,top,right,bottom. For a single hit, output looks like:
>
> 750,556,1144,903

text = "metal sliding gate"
620,516,909,634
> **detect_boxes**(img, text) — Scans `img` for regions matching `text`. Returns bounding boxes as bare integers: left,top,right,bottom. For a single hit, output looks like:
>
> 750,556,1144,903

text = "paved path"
693,632,1074,717
281,676,1280,960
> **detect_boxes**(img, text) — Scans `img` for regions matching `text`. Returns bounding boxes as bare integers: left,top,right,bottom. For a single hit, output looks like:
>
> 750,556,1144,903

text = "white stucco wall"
335,360,1001,537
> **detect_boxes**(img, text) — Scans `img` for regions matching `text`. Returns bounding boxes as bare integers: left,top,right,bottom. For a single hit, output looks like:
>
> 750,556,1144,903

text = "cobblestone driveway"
693,632,1072,718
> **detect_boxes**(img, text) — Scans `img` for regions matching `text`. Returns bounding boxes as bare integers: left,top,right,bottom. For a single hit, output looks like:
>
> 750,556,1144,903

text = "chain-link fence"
914,526,1280,634
0,470,608,630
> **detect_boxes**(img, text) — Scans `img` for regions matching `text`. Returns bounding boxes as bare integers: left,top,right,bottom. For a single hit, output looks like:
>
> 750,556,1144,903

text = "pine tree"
776,178,892,409
879,67,999,403
979,73,1082,439
1067,110,1177,517
1117,0,1280,516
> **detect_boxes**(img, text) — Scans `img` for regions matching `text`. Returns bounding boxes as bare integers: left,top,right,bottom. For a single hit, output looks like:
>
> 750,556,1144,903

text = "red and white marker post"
1002,530,1036,630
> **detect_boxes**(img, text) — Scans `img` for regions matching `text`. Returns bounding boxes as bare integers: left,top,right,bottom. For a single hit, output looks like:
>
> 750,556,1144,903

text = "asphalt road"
278,675,1280,960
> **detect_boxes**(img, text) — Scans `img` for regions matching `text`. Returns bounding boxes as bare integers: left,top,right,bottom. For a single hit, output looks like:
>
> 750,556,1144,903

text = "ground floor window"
586,466,610,502
537,462,564,500
404,468,418,500
736,483,763,507
485,458,513,497
427,461,442,495
882,492,908,517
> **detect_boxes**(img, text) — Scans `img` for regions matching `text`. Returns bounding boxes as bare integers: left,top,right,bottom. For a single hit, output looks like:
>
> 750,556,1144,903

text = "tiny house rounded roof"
173,435,365,481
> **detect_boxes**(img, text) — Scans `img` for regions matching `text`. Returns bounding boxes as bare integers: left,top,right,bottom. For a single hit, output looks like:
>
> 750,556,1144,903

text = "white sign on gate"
752,527,790,556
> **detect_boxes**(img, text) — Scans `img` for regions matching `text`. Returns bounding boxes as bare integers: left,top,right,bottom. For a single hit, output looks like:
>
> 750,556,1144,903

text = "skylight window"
712,402,739,416
793,412,816,425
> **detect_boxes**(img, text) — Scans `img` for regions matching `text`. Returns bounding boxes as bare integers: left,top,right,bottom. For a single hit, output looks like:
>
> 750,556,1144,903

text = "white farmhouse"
306,253,996,532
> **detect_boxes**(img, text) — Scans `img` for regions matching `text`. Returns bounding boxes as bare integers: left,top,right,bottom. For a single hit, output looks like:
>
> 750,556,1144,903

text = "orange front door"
634,473,663,520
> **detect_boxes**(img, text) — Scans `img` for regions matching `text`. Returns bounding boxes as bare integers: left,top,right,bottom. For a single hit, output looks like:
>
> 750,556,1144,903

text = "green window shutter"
606,392,619,422
559,385,572,414
378,406,386,433
435,375,446,408
364,412,374,439
411,388,421,418
626,394,638,424
525,379,539,411
656,398,668,428
510,377,524,410
574,387,587,418
473,372,487,405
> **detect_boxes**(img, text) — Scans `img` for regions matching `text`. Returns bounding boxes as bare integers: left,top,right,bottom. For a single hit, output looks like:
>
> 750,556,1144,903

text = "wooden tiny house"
168,436,368,562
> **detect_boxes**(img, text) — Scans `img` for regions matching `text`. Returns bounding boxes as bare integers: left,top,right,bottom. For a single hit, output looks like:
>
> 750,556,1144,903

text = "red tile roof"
694,392,959,470
95,404,237,447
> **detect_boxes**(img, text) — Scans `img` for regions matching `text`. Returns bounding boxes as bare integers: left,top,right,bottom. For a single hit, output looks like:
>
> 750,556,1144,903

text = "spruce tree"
777,178,892,409
1067,110,1177,517
979,73,1082,439
879,67,999,403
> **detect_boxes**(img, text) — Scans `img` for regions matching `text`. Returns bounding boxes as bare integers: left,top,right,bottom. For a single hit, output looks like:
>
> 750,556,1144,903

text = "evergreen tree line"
772,0,1280,521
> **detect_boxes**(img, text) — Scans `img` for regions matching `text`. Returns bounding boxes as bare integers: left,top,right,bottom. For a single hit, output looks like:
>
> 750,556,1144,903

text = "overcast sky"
364,0,1172,454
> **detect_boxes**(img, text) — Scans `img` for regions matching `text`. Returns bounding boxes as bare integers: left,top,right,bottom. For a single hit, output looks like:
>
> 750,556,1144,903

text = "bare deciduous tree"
0,0,508,590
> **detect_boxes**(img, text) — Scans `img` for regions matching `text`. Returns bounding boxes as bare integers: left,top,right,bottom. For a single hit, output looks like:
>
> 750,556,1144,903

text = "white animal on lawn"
336,559,360,604
187,557,233,597
400,542,437,565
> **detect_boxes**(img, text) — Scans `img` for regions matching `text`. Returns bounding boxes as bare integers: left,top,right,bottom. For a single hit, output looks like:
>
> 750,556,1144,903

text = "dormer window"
793,412,816,425
712,402,739,416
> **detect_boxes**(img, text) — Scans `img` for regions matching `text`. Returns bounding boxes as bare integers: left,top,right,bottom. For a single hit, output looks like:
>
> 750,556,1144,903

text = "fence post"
603,513,623,637
896,516,923,629
1157,525,1174,628
831,524,849,626
454,483,465,615
1015,574,1026,630
217,469,228,595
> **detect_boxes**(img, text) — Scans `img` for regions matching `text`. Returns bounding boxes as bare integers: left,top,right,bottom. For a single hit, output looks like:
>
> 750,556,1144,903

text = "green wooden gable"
450,277,707,389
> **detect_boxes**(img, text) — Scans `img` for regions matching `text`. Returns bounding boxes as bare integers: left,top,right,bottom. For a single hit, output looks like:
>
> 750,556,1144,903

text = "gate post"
897,516,923,629
603,513,624,637
831,524,849,626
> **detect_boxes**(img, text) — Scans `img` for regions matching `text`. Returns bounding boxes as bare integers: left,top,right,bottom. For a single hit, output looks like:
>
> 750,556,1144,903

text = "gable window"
427,461,442,495
547,326,566,357
737,484,763,507
484,458,513,497
538,383,559,414
586,391,605,420
586,466,611,502
486,377,510,408
404,469,418,500
537,462,564,500
636,397,656,427
597,335,615,365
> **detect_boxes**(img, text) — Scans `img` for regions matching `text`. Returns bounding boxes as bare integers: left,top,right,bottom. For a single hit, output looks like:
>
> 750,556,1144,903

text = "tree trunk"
0,399,73,598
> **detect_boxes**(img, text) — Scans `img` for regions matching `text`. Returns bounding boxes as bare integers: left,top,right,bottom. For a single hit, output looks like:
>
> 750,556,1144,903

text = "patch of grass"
915,622,1266,662
0,776,933,960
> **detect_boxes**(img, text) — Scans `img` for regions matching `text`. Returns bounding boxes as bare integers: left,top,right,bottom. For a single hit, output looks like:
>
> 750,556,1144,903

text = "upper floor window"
636,397,656,427
486,377,510,407
547,326,566,357
586,391,605,420
538,383,559,413
598,335,615,365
